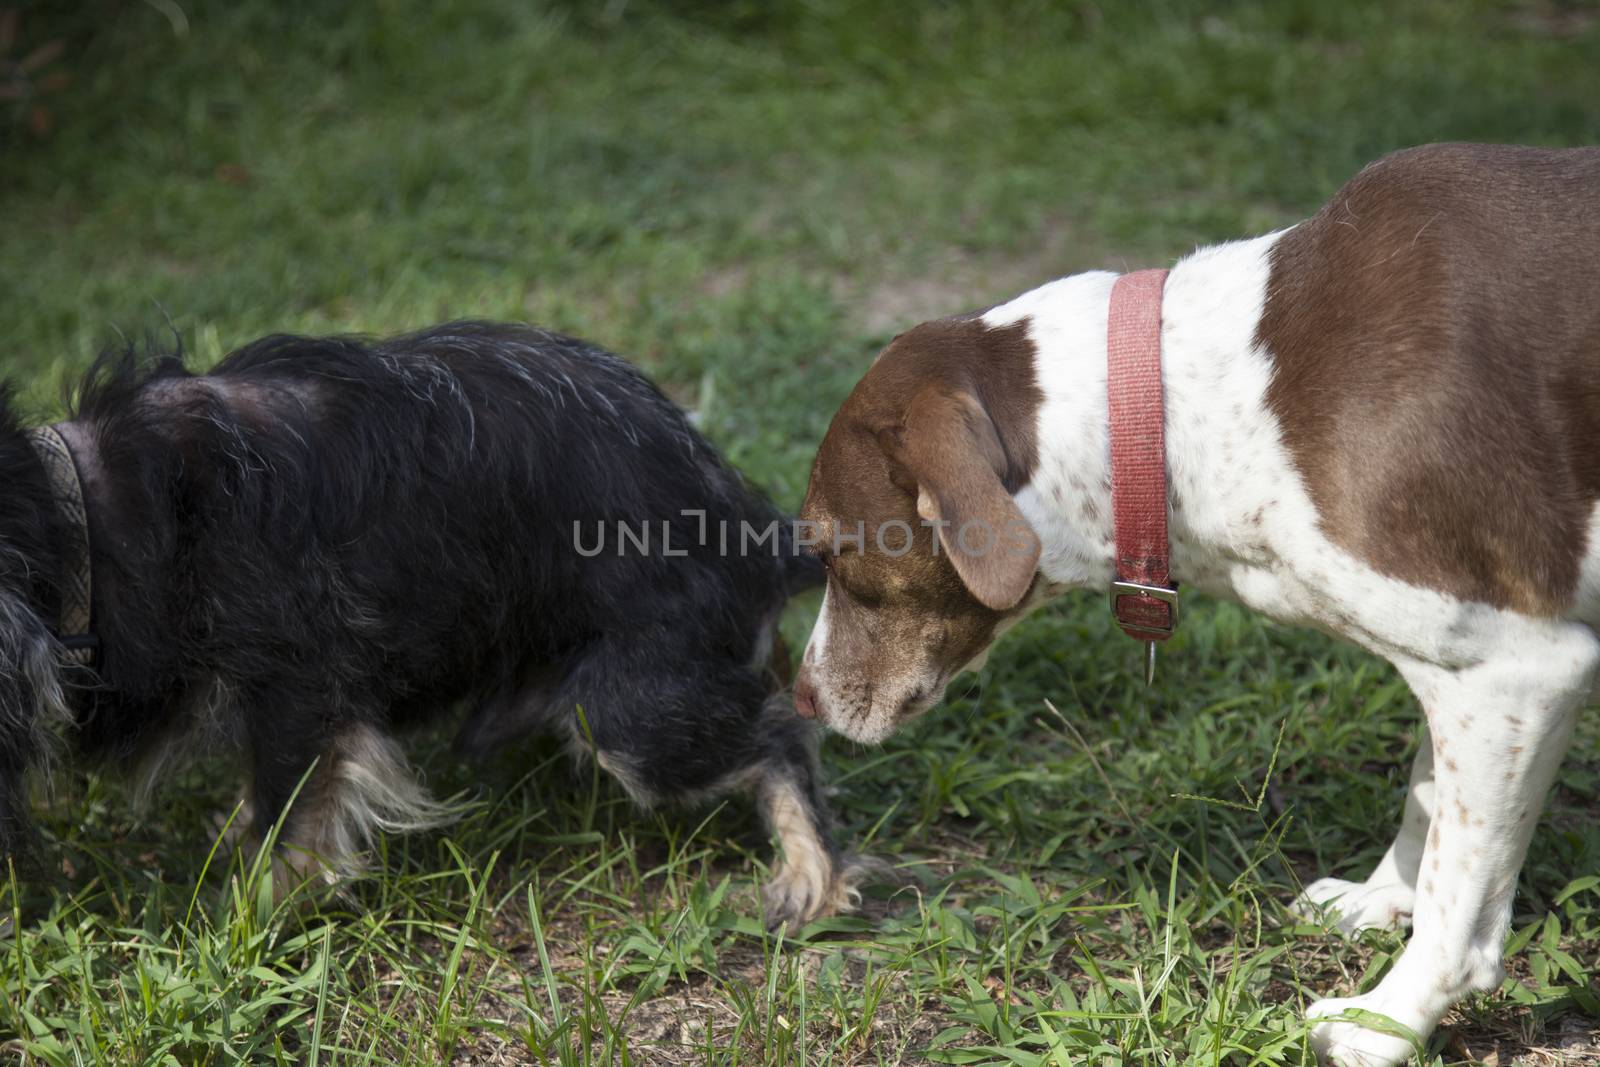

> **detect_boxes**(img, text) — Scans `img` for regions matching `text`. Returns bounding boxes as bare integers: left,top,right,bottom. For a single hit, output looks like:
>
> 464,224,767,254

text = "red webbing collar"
1106,268,1178,643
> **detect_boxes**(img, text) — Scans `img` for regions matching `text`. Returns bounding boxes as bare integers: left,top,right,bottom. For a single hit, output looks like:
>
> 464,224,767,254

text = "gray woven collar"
26,426,97,668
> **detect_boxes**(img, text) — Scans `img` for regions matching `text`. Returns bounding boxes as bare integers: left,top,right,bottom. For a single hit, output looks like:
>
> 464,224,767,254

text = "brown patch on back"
1258,143,1600,615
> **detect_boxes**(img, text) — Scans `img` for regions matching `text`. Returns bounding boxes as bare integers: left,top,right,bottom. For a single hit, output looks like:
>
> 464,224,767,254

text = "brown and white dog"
792,143,1600,1065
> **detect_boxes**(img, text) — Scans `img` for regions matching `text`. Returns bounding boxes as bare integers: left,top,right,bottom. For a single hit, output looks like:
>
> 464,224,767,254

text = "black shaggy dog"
0,321,866,925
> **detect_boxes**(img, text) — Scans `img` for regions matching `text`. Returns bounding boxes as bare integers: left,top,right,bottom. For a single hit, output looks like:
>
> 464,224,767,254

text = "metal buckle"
1108,580,1180,634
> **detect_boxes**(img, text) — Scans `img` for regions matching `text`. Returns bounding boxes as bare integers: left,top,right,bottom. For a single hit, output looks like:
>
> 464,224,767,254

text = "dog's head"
793,315,1044,743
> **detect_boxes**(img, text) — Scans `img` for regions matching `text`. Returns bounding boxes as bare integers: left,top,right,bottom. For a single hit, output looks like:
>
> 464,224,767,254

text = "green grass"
3,0,1599,1063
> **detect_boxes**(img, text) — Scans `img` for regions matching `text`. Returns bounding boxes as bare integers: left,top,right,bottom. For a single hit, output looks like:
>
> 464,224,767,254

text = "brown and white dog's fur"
793,144,1600,1065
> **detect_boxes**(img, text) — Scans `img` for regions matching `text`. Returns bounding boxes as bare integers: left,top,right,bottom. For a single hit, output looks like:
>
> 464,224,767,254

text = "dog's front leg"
1307,631,1593,1067
753,743,883,930
1296,727,1433,933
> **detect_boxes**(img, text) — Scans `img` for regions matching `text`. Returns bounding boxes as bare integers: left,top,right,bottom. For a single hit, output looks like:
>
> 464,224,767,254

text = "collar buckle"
1108,579,1180,636
1110,580,1178,686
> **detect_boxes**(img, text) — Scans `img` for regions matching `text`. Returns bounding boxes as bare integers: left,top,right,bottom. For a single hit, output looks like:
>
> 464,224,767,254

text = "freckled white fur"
822,231,1596,1066
804,584,934,745
1295,728,1435,935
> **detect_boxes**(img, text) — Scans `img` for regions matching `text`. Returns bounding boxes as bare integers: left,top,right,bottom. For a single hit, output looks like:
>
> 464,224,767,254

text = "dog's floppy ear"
885,387,1040,610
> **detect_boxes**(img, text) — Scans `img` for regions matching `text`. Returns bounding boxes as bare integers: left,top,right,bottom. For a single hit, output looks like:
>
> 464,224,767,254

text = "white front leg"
1308,629,1594,1067
1297,727,1434,934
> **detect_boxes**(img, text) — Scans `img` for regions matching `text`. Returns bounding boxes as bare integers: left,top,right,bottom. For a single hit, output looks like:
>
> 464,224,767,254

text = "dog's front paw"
1307,995,1422,1067
1295,877,1414,935
761,853,879,931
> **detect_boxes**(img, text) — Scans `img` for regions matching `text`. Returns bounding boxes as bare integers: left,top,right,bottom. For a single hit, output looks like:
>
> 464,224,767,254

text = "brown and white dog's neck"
984,231,1288,605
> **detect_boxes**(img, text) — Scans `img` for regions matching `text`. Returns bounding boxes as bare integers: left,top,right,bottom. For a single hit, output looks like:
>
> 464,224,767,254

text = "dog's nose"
793,672,818,720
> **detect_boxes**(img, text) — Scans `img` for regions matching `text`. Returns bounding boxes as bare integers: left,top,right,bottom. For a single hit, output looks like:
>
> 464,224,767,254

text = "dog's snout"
793,671,818,720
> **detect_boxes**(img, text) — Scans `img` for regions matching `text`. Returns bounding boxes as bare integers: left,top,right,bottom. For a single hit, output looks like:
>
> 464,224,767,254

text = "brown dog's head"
793,315,1044,742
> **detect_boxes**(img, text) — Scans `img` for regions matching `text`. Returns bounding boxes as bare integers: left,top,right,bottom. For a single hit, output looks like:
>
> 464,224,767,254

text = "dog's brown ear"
888,387,1040,610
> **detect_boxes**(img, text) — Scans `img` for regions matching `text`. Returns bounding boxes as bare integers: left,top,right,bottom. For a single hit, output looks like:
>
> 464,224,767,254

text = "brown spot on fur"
1258,144,1600,615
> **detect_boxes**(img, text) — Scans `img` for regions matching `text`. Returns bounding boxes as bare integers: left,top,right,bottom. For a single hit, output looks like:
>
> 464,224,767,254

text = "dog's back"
69,323,789,722
1259,144,1600,617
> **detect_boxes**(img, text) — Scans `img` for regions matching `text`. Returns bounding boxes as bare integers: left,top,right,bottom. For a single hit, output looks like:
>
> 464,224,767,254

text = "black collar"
26,426,98,668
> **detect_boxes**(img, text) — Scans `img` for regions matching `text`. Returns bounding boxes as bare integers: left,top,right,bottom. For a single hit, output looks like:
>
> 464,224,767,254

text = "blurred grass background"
1,1,1598,1064
6,0,1599,494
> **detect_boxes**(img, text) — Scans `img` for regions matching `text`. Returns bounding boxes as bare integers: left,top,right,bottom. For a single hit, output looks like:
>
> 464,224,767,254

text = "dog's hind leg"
1307,626,1594,1067
245,712,452,893
1295,725,1434,933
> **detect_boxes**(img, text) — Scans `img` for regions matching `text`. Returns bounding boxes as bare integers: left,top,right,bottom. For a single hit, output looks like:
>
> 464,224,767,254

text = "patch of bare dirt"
1439,1011,1600,1066
693,218,1135,339
1506,3,1599,39
849,218,1127,336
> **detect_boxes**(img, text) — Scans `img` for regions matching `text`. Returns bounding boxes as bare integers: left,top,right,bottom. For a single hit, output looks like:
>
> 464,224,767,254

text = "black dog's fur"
0,322,860,924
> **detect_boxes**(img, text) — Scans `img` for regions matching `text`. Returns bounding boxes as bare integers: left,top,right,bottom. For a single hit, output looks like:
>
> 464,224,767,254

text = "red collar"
1106,269,1178,680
